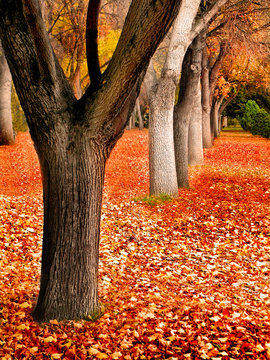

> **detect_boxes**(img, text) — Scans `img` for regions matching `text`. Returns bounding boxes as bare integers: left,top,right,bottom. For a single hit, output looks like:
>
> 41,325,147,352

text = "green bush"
240,100,270,138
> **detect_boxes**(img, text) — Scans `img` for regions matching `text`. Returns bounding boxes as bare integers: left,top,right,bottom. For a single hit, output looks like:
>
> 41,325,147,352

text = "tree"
174,32,204,188
0,42,15,145
202,0,270,143
0,0,182,321
149,0,228,196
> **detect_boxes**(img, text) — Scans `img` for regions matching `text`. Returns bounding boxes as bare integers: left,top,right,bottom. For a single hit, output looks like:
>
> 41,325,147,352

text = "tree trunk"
187,34,203,166
149,87,179,197
210,98,219,139
201,43,212,148
0,45,14,145
136,98,144,130
0,0,184,321
174,108,189,187
33,129,107,321
149,0,201,197
174,33,204,187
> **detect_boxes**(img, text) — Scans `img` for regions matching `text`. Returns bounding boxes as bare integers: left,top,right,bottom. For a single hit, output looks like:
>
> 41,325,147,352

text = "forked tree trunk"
0,0,185,321
32,128,107,321
0,45,14,145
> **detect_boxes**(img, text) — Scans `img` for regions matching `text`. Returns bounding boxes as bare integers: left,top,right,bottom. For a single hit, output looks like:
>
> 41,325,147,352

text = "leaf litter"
0,130,269,359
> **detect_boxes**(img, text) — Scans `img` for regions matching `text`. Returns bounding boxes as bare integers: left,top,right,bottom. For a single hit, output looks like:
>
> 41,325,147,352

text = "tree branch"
85,0,182,135
22,0,56,82
86,0,102,90
189,0,229,41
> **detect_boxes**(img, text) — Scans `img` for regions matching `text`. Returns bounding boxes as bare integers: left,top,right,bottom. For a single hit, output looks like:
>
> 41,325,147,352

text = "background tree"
0,42,14,145
149,0,229,196
0,0,182,322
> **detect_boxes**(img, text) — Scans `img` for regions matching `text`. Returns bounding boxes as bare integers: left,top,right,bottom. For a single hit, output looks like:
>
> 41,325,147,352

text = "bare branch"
190,0,229,41
86,0,102,90
22,0,56,81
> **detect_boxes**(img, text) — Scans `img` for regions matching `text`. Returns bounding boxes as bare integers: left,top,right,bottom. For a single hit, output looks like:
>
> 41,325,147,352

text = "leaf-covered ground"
0,130,269,359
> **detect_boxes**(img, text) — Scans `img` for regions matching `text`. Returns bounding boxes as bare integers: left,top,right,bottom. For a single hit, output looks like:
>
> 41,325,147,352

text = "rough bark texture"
149,0,201,197
0,45,14,145
0,0,182,321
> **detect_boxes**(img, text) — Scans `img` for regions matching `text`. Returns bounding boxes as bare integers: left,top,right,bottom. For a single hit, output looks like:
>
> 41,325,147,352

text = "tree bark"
187,34,204,166
33,129,106,321
149,0,201,197
0,44,14,145
136,98,144,130
0,0,183,321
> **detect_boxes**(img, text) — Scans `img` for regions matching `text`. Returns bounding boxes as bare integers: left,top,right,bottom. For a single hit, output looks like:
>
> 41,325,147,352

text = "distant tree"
149,0,228,195
0,42,15,145
0,0,182,322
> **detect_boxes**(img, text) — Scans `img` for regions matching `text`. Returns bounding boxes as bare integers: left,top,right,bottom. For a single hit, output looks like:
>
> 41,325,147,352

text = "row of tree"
0,0,269,321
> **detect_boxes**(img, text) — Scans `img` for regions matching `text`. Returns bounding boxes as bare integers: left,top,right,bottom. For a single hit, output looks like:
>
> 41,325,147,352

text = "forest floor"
0,129,269,359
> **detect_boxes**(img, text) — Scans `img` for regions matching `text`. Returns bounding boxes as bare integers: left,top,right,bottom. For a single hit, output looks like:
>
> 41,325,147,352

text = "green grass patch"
134,193,173,206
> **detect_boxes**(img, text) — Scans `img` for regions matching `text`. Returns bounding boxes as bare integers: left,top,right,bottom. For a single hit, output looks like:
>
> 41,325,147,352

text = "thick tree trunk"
33,128,107,321
0,0,184,322
0,46,14,145
149,84,179,197
149,0,201,197
201,44,212,148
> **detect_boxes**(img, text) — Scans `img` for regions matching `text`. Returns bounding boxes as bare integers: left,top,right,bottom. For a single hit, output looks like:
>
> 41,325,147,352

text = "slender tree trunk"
0,45,14,145
201,44,212,148
187,34,204,166
174,108,189,187
210,98,219,139
174,34,203,187
136,98,144,130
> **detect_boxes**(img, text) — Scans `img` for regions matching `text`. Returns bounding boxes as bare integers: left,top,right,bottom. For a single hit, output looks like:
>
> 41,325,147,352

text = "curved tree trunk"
0,44,14,145
210,99,219,139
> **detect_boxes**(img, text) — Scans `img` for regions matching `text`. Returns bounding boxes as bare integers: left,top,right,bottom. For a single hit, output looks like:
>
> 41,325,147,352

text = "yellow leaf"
50,319,59,325
44,336,57,343
96,353,108,359
17,324,30,330
30,347,39,354
88,348,100,355
51,354,62,359
19,302,31,308
111,352,122,359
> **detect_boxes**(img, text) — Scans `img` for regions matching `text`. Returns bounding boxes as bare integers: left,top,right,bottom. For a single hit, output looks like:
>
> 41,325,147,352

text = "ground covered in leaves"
0,130,269,359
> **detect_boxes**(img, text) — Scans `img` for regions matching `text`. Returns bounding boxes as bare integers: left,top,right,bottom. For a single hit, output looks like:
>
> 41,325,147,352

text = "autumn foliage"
0,129,270,359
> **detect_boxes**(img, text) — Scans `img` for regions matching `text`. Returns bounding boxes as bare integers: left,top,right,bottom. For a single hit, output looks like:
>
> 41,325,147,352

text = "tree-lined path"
0,129,269,359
